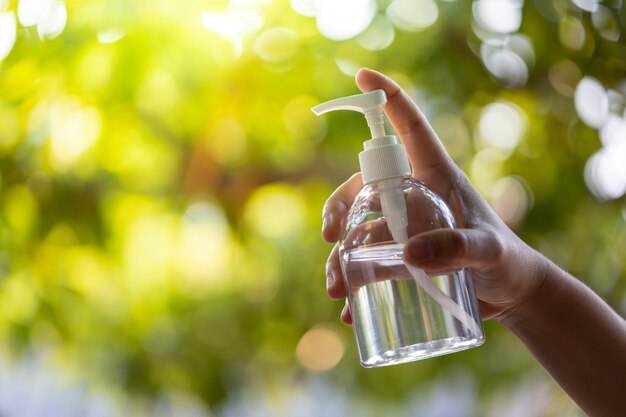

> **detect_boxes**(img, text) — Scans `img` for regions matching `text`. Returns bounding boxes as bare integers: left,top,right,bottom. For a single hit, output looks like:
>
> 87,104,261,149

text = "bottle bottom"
342,244,485,368
361,336,484,368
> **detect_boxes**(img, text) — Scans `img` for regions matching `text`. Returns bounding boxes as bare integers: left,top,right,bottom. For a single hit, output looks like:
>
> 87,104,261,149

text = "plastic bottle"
313,90,485,367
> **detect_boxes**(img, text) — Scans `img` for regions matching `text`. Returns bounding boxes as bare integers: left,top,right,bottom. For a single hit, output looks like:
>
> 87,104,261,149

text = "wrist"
497,256,565,330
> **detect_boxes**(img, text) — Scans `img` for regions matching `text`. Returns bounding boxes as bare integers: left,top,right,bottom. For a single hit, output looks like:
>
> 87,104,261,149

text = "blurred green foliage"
0,0,625,415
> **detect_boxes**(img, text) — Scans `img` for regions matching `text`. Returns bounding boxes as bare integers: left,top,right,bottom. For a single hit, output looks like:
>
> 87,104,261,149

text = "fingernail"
408,238,435,262
326,269,335,289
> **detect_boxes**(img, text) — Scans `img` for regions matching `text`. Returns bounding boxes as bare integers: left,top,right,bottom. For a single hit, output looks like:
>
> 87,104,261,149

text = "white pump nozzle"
312,90,387,139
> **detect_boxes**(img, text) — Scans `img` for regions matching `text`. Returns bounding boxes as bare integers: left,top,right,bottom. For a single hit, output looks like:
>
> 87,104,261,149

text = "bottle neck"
367,175,411,191
358,135,412,184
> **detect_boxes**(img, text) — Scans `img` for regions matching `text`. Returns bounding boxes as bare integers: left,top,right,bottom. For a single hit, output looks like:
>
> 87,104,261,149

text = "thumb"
403,228,504,273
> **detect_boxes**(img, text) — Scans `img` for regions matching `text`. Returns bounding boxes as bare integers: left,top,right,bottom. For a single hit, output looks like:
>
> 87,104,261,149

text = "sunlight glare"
18,0,66,40
201,9,263,37
290,0,316,17
18,0,52,26
36,0,66,40
315,0,376,40
0,12,16,61
472,0,522,34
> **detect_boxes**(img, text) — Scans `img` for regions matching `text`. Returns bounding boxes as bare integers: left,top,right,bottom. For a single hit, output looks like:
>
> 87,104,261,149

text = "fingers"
322,173,363,243
403,227,505,273
341,301,353,325
322,173,361,326
355,68,451,175
326,244,346,299
327,245,352,325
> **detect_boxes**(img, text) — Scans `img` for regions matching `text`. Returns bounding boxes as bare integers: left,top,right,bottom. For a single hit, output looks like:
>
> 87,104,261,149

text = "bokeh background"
0,0,625,415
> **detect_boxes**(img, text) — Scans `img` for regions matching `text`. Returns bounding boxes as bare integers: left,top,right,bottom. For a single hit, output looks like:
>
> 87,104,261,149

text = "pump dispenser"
313,90,484,367
313,91,411,243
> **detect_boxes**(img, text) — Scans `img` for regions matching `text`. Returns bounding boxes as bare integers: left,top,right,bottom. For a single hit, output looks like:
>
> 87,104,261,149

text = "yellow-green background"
0,0,625,415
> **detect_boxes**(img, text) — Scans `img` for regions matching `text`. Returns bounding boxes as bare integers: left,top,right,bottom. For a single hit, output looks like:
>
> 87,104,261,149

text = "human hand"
322,68,549,324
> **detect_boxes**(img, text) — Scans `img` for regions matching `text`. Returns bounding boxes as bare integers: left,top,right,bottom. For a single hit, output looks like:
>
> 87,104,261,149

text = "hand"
322,68,549,324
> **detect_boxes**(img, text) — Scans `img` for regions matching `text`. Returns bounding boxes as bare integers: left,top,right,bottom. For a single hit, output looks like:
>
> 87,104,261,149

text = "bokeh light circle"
585,144,626,201
472,0,522,34
478,101,527,152
575,77,609,129
254,28,299,62
387,0,439,32
0,12,16,61
296,325,345,372
315,0,376,41
490,176,532,225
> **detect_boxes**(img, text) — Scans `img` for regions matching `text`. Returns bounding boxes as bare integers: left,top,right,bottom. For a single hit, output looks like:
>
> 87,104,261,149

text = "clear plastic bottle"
313,89,484,367
340,176,484,367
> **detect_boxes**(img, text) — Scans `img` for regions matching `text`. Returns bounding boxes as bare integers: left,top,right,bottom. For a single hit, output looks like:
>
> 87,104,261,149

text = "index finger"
322,173,363,243
355,68,452,175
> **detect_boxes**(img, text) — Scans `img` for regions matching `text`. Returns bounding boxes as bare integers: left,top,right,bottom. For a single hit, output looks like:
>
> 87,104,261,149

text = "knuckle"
448,230,470,258
396,117,425,138
484,228,506,264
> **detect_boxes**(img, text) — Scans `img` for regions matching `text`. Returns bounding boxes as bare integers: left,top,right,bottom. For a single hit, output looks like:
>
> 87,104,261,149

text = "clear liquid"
341,243,484,367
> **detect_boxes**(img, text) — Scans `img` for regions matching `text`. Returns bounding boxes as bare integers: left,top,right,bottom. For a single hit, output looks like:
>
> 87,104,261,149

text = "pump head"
311,90,387,139
312,89,411,185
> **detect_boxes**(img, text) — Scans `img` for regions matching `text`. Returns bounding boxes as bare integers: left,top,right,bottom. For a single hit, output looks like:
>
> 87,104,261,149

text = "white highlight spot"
572,0,599,12
585,143,626,201
18,0,66,40
97,28,126,44
575,77,609,129
289,0,316,17
480,43,528,88
18,0,51,27
600,115,626,148
357,14,395,50
315,0,376,41
472,0,522,34
479,101,527,152
0,12,16,61
387,0,439,32
201,9,263,37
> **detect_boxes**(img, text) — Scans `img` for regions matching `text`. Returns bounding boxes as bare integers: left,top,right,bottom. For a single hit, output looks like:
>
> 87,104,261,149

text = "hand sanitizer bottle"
313,90,485,367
